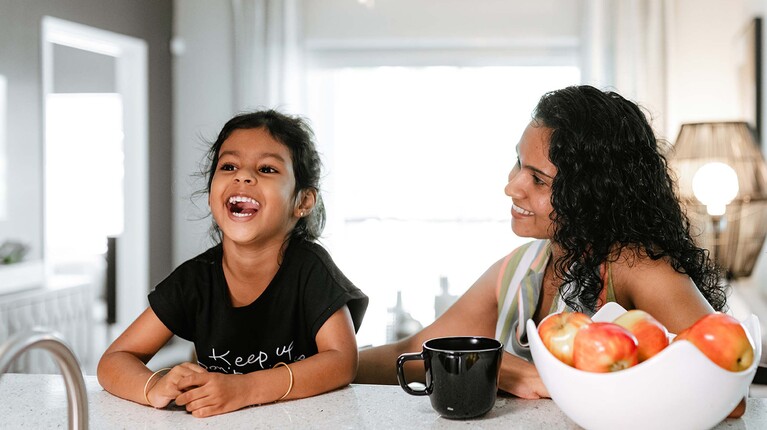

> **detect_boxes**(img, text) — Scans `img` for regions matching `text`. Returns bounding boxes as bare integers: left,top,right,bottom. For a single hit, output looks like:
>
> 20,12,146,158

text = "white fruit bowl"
527,303,761,430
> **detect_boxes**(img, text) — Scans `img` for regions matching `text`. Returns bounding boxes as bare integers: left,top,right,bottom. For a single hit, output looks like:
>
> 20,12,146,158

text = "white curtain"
230,0,303,112
581,0,669,136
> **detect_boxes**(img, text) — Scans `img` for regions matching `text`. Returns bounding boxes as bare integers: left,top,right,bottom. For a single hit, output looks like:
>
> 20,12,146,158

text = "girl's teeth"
228,195,260,217
228,196,258,204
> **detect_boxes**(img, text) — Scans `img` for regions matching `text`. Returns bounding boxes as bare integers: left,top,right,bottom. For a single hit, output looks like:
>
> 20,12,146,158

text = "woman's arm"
174,305,358,417
355,257,549,399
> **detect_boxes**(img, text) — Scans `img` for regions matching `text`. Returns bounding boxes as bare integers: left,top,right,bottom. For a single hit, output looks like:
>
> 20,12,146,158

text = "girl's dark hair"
533,85,727,312
203,110,326,243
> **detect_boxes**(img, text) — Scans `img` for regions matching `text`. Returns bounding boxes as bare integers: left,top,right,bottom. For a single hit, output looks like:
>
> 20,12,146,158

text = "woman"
355,85,727,401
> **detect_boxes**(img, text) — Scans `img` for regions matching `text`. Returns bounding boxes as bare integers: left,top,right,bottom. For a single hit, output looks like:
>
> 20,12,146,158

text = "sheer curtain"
581,0,669,136
230,0,303,111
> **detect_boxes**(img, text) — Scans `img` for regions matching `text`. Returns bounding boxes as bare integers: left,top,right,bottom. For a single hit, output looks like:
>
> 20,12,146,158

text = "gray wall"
0,0,173,287
53,44,116,93
172,0,235,265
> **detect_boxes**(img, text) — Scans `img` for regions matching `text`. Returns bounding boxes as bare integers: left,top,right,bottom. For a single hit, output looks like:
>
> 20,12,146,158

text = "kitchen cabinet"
0,278,92,373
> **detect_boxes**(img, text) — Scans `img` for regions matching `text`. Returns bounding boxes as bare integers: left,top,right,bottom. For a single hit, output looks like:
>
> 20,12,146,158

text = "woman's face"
504,121,557,239
209,127,300,247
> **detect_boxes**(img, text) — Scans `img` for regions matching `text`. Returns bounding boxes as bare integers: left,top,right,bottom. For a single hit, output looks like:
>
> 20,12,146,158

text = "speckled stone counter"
1,373,766,429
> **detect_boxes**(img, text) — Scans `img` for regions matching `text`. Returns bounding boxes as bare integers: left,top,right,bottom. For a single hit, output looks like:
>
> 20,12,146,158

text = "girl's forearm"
247,349,357,405
97,351,155,405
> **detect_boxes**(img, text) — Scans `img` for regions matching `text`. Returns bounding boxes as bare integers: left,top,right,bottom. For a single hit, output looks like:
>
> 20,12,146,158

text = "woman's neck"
548,242,565,270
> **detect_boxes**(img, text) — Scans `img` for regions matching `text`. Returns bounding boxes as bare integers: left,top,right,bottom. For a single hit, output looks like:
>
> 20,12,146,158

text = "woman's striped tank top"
494,240,615,361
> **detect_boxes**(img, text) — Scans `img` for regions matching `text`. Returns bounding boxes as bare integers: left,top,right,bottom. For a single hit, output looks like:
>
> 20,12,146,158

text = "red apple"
573,322,639,372
674,313,754,371
613,310,669,362
537,312,593,366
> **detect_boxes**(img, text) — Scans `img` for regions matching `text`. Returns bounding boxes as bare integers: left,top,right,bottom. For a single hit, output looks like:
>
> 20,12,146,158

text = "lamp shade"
669,121,767,279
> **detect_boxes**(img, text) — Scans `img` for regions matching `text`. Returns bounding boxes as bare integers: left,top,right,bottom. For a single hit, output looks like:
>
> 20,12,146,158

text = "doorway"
41,17,149,348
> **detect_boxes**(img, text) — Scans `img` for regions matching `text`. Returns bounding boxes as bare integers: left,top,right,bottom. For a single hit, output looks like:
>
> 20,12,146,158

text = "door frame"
41,16,149,332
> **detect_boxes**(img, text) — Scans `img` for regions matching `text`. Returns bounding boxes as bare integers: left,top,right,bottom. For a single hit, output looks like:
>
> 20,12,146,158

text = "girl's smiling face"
504,122,557,239
209,127,300,247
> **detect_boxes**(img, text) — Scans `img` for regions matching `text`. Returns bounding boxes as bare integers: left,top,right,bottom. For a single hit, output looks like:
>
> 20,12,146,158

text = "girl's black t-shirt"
148,239,368,374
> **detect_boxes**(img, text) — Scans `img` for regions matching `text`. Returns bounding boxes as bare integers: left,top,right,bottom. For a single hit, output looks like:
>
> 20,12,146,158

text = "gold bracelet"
143,367,172,407
273,362,293,401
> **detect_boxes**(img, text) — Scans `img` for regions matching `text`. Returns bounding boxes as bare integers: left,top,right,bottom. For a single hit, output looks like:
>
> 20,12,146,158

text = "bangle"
143,367,171,407
273,362,293,401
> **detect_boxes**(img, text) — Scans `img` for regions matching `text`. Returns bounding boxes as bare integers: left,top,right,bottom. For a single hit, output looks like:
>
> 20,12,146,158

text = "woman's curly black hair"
533,85,727,312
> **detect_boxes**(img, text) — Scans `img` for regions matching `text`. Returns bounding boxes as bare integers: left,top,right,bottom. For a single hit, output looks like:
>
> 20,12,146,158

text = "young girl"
98,110,368,418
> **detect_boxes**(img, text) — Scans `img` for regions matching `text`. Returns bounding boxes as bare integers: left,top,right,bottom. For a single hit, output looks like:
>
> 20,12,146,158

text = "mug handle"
396,352,429,396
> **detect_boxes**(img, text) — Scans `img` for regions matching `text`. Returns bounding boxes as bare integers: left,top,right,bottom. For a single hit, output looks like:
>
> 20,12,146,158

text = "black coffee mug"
396,336,503,419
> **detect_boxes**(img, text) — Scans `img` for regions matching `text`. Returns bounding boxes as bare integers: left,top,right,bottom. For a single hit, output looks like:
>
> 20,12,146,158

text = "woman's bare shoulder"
610,247,677,277
609,247,713,331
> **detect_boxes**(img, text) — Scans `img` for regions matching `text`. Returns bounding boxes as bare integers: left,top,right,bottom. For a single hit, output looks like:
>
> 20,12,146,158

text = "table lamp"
669,121,767,279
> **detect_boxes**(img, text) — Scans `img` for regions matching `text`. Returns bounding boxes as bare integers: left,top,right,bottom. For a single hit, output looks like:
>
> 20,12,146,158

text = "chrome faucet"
0,329,88,429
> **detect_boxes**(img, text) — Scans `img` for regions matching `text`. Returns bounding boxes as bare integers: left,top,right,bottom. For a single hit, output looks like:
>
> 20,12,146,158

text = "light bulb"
692,162,739,216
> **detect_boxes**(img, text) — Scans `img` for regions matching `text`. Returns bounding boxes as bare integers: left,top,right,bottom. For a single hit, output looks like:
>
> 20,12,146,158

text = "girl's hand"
146,362,206,409
175,372,252,418
174,371,252,418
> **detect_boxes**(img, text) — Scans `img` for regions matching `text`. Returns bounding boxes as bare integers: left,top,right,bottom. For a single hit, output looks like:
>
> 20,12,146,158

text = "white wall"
304,0,579,68
303,0,579,42
666,0,750,141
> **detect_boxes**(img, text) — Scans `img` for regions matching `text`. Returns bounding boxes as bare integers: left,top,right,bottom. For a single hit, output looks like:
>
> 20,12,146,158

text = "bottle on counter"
434,276,458,319
386,290,423,342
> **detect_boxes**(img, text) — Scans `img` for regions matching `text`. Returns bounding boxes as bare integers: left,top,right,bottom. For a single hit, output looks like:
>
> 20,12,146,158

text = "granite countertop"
1,373,765,429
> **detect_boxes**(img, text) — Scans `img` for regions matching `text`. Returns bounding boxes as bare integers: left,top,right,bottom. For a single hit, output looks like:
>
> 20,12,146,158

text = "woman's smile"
511,203,534,217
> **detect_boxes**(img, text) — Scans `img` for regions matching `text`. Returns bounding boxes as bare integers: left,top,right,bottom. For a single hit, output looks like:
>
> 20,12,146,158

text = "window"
307,66,580,346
